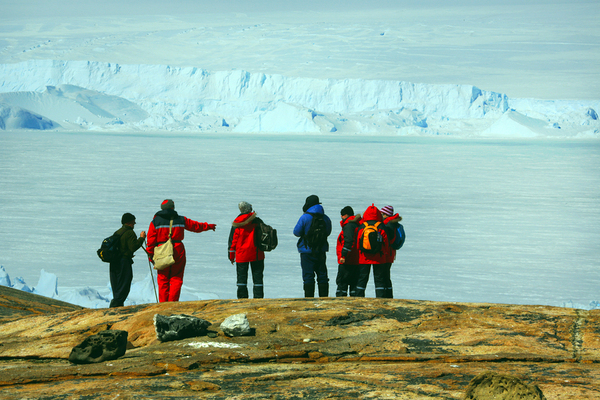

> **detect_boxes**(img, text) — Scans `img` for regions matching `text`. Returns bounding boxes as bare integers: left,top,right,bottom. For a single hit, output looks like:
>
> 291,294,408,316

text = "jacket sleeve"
384,222,398,247
381,226,390,258
184,217,210,233
341,223,355,258
124,230,144,257
293,214,308,237
228,225,237,262
146,221,157,258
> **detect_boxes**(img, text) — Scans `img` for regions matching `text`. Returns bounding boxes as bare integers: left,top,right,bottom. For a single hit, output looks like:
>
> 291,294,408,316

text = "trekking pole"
142,242,159,303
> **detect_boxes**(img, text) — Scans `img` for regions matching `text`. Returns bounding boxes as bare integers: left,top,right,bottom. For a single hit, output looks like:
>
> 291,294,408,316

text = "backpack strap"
158,220,173,245
362,221,381,229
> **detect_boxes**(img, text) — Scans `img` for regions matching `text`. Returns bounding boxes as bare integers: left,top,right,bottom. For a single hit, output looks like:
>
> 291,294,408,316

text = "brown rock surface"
0,286,598,399
0,285,82,323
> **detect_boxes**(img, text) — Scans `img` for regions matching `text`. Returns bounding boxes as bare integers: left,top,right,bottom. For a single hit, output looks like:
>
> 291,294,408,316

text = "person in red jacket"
228,201,265,299
379,205,403,299
335,206,361,297
146,199,216,302
356,204,390,297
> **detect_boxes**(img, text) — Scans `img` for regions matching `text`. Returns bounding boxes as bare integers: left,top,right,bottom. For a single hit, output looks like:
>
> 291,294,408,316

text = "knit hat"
121,213,136,224
161,199,174,210
238,201,252,214
340,206,354,217
381,205,394,217
303,195,321,212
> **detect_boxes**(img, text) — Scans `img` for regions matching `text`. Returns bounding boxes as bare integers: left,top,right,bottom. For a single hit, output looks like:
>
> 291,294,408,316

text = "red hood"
340,213,361,227
384,213,402,224
362,204,383,222
233,212,256,227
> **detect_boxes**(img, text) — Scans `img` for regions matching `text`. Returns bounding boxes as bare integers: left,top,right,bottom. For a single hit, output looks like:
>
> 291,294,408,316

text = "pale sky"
2,0,591,19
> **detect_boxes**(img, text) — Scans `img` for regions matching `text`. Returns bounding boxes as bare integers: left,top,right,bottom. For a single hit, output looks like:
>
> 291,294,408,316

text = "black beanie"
340,206,354,216
302,195,321,212
121,213,136,224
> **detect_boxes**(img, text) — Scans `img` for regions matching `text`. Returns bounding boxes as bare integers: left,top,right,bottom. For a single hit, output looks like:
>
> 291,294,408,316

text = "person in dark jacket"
228,201,265,299
109,213,146,308
379,205,403,299
356,204,390,297
335,206,361,297
293,195,332,297
146,199,216,302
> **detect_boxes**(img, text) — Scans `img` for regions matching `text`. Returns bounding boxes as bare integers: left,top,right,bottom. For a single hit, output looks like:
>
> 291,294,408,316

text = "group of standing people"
107,196,404,307
293,195,404,299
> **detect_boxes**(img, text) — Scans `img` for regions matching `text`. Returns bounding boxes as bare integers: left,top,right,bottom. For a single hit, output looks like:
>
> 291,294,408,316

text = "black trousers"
109,257,133,307
335,264,359,297
236,259,265,298
355,264,371,297
373,263,393,298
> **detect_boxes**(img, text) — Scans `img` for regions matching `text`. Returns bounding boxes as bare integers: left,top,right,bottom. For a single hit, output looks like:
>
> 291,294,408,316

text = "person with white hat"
228,201,266,299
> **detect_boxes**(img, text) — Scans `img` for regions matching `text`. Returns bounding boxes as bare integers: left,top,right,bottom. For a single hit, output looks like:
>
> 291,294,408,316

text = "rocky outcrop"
0,284,82,323
68,330,128,364
0,286,598,399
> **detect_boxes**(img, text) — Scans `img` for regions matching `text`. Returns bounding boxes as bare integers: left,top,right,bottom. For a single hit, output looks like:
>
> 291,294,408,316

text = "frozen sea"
1,132,599,308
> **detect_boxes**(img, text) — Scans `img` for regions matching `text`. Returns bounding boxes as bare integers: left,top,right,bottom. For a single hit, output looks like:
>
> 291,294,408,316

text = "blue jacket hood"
306,204,325,214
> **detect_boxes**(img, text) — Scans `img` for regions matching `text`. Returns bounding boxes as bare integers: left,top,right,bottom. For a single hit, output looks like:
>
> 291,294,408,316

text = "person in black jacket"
109,213,146,307
335,206,362,297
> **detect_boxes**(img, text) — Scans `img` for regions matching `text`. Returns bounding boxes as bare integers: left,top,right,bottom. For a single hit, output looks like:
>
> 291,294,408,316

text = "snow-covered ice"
1,133,598,310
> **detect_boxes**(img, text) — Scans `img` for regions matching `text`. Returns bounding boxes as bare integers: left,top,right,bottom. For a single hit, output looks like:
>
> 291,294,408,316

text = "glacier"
1,60,598,137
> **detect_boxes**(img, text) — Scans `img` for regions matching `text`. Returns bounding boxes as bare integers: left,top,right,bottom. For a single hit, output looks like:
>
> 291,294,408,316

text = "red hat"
161,199,174,210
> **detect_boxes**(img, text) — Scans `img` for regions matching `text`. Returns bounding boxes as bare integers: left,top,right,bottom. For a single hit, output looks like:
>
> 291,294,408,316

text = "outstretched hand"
208,224,217,231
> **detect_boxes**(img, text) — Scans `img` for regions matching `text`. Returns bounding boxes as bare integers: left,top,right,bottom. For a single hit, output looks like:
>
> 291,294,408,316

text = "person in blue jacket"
293,195,332,297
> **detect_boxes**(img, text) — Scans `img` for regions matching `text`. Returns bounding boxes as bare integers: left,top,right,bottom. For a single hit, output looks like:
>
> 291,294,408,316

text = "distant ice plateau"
1,60,598,137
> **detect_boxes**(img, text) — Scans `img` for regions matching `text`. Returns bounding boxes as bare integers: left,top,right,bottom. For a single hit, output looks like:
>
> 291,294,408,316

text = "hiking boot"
318,283,329,297
237,286,249,299
303,283,315,298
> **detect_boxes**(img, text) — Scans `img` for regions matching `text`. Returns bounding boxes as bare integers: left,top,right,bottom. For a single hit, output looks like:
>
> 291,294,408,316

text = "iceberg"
0,265,215,309
1,264,598,311
0,265,11,287
0,60,597,137
32,269,59,299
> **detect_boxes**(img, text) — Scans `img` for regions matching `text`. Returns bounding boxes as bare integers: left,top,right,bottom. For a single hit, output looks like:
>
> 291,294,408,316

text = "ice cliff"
0,60,598,137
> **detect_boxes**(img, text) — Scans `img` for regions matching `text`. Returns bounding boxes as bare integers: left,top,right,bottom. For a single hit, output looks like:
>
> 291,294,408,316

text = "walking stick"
142,241,159,303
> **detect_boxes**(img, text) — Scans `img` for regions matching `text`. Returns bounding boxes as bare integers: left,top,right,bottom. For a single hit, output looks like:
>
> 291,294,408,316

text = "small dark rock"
154,314,211,342
68,330,128,364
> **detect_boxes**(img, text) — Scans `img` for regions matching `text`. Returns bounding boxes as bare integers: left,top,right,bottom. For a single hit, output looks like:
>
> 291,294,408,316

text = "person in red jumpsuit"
146,199,216,302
